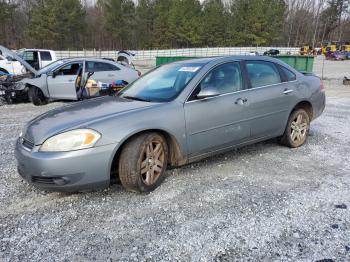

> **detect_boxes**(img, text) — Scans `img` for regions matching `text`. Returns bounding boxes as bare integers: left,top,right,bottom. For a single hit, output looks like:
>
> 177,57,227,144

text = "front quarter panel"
21,75,49,97
88,101,188,160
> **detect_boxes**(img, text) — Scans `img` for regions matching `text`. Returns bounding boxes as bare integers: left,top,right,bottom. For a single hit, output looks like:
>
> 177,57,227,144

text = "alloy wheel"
140,140,165,186
290,113,308,143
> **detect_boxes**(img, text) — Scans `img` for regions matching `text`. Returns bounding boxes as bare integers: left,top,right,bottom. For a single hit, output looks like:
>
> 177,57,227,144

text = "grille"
22,138,34,150
31,176,55,185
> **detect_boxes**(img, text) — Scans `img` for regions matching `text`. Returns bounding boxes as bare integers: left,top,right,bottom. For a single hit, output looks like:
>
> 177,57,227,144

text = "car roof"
18,49,53,52
172,55,285,64
170,55,299,74
57,57,119,63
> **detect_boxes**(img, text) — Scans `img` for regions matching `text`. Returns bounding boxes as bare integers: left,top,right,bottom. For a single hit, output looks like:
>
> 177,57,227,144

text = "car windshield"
119,62,204,102
38,60,66,74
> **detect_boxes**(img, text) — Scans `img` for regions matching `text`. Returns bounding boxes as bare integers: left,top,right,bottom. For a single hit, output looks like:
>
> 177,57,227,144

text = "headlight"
40,129,101,152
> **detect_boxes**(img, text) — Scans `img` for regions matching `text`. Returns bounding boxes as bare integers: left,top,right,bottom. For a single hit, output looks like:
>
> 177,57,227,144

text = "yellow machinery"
322,41,338,54
341,42,350,52
300,45,317,55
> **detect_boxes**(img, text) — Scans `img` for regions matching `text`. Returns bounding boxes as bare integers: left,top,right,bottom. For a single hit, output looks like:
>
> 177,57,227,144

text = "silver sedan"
15,56,325,192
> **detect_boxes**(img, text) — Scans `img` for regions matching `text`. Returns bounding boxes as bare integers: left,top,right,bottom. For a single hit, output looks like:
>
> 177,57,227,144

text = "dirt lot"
0,59,350,261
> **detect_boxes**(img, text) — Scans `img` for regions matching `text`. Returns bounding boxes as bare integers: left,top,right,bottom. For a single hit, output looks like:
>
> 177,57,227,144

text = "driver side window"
56,63,83,76
196,62,243,98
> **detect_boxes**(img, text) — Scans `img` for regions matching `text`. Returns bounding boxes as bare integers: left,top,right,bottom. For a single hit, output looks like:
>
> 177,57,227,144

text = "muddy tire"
279,109,310,148
119,132,168,193
28,86,48,106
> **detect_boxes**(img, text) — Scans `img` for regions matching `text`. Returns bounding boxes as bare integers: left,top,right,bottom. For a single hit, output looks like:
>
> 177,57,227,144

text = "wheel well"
110,129,185,180
292,101,313,120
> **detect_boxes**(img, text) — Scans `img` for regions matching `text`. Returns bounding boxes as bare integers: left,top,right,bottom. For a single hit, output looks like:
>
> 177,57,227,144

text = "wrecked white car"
22,57,140,105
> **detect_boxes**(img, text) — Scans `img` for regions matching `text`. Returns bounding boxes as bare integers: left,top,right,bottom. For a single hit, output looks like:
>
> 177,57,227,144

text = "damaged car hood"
0,45,38,76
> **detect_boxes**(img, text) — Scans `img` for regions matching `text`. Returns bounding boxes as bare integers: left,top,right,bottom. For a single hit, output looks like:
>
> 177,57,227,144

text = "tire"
119,132,168,193
279,108,310,148
28,86,48,106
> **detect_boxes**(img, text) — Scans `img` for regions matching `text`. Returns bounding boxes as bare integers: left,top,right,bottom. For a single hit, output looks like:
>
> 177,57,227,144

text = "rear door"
243,61,297,138
47,62,83,100
184,62,251,157
85,61,120,83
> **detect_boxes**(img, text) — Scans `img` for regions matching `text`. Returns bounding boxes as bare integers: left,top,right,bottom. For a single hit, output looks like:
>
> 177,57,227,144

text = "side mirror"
196,85,220,99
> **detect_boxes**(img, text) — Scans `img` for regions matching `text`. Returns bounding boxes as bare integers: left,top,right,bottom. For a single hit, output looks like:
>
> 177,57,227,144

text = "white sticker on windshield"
178,67,200,72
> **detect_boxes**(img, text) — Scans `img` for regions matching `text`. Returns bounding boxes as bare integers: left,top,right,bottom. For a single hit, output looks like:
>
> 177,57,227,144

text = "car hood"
23,96,157,145
0,45,38,76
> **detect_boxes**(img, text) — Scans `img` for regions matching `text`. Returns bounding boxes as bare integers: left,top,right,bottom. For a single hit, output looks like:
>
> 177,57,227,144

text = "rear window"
280,66,296,82
40,51,52,61
86,61,120,72
246,61,281,88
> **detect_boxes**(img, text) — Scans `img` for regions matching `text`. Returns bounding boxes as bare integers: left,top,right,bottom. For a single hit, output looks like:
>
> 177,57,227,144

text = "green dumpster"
273,55,314,73
155,55,314,73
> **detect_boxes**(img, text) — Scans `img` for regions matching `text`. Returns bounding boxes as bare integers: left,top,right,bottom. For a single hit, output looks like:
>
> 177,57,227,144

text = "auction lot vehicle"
15,56,326,193
263,49,280,56
325,51,347,61
0,46,39,103
0,53,25,75
17,49,57,70
22,58,140,105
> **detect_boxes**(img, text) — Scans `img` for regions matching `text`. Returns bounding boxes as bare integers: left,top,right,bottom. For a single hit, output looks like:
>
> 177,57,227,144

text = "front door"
184,62,251,157
47,62,83,100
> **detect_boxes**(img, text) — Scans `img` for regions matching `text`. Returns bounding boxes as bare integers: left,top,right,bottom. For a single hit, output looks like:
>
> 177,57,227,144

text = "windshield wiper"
122,95,151,102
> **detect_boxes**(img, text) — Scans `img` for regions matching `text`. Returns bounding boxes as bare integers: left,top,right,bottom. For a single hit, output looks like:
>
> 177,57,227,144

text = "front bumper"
15,139,118,192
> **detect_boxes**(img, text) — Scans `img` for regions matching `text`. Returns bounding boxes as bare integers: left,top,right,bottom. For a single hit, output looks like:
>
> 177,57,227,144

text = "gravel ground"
1,73,350,261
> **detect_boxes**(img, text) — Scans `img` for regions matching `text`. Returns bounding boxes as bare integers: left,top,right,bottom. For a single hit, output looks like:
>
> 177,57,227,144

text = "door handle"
68,79,75,82
235,98,248,105
283,89,293,95
107,74,115,77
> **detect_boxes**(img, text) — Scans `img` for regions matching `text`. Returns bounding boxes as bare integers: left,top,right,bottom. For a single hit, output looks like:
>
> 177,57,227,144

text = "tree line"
0,0,349,50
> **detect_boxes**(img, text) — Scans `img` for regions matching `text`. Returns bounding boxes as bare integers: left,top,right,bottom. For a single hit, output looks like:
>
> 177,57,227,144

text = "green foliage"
167,0,202,47
99,0,135,49
2,0,349,50
201,0,229,46
230,0,286,46
28,0,85,49
135,0,156,48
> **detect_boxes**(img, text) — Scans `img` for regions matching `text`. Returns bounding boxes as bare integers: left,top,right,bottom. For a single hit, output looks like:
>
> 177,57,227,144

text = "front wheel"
279,109,310,148
28,86,48,106
119,132,168,193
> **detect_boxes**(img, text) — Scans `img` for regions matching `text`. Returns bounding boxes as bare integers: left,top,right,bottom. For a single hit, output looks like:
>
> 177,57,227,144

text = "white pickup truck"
0,49,56,75
17,49,57,71
0,54,25,75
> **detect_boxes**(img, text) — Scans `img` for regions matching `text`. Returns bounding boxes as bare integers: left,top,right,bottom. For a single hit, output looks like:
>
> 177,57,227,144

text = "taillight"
320,80,325,92
137,70,142,77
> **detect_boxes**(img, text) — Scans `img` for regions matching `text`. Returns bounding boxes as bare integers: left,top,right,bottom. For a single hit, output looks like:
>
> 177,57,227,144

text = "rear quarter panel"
294,74,325,120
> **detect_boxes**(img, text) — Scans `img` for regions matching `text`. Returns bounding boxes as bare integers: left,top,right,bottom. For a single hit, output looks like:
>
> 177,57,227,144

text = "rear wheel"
119,132,168,193
279,109,310,148
28,86,48,106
